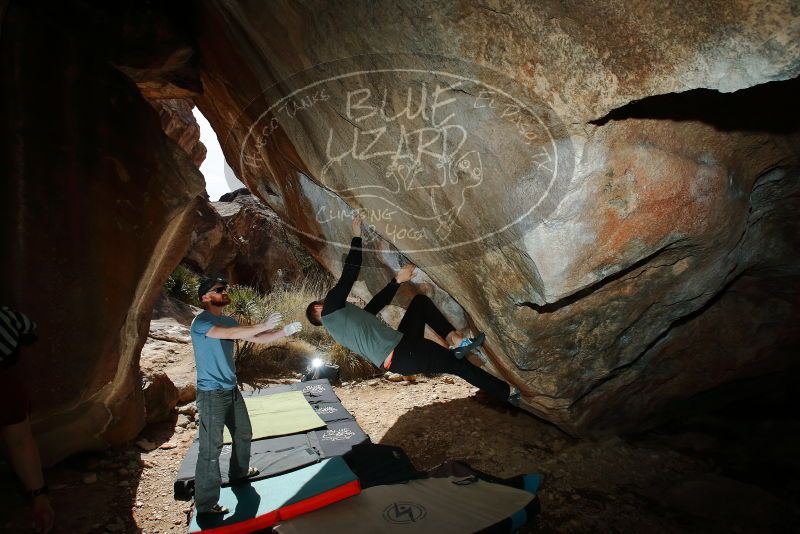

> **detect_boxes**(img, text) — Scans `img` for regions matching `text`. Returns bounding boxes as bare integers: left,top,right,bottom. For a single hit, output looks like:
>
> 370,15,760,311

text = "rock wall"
148,98,207,168
1,0,798,459
182,196,238,276
0,2,205,464
183,193,327,291
211,195,322,290
192,0,800,434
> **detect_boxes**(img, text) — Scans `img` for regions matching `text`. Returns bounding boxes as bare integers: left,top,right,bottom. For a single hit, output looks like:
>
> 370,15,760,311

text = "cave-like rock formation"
0,3,206,464
2,1,799,463
193,1,800,434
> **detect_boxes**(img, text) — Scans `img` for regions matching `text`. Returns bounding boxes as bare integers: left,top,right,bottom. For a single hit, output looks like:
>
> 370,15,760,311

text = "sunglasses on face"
210,286,228,294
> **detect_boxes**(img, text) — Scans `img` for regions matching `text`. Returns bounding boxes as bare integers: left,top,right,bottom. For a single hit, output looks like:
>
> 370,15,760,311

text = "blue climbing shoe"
452,332,485,359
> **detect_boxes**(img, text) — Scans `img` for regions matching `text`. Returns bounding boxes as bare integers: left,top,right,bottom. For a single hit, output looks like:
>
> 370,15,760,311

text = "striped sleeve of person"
0,306,38,361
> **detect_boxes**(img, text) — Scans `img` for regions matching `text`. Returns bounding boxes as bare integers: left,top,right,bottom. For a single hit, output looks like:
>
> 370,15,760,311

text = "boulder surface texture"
193,0,800,434
2,1,799,465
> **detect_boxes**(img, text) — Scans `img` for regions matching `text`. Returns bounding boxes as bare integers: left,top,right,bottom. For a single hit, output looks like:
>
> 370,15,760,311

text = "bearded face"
202,285,230,308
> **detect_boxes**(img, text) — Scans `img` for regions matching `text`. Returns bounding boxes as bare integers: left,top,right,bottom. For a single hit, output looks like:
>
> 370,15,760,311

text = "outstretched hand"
263,312,283,331
283,322,302,337
394,263,416,283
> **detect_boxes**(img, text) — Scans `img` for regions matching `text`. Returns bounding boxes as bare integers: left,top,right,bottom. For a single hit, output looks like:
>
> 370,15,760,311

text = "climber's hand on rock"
394,263,416,284
351,211,364,237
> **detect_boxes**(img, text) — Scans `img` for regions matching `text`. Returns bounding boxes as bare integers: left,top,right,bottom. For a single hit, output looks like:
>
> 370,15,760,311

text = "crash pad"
222,391,324,444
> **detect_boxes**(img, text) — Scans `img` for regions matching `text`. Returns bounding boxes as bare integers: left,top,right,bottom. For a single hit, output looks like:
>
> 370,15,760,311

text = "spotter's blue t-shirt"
190,311,239,391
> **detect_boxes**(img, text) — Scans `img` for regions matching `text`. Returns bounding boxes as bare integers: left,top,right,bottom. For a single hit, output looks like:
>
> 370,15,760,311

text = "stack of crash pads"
274,443,542,533
175,380,369,532
174,379,368,500
188,456,360,533
176,379,543,533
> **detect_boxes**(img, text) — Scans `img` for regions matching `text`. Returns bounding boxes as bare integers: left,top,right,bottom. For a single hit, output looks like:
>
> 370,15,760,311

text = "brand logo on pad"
302,385,326,395
383,502,427,524
317,406,338,414
321,428,355,441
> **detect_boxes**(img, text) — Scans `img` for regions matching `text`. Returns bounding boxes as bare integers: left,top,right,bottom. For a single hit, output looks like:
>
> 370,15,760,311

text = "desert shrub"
164,265,200,307
226,285,267,363
226,285,264,323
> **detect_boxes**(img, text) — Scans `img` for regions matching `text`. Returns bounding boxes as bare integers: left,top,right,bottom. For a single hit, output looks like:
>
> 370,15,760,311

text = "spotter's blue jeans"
194,387,252,512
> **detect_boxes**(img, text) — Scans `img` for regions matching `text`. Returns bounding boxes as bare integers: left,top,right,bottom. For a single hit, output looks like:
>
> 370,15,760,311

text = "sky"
192,107,245,201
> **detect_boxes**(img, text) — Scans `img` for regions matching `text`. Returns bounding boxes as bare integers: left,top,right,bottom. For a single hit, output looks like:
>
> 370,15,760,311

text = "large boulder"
2,0,798,457
142,371,179,424
192,0,800,434
141,316,197,404
0,3,205,464
183,193,326,291
213,195,322,291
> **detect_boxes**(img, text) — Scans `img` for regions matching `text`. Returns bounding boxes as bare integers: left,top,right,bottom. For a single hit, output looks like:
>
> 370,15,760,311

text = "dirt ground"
2,319,798,533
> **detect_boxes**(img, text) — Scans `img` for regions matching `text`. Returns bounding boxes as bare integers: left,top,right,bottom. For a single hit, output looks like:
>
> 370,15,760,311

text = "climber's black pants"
389,295,510,401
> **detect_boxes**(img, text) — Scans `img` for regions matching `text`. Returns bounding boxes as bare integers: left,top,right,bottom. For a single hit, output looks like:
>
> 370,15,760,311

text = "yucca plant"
226,285,265,323
164,265,200,306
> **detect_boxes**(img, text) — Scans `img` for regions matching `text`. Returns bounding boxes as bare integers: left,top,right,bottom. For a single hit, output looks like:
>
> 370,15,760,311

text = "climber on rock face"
305,213,521,405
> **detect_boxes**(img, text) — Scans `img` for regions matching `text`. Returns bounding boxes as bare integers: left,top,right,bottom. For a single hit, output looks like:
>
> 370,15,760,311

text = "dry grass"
327,342,381,380
261,278,332,347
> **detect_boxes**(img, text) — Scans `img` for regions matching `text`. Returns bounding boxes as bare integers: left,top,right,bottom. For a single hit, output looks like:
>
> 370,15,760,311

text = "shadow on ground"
373,389,800,533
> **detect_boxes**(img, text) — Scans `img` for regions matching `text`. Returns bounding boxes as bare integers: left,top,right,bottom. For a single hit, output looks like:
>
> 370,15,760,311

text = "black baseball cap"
198,276,228,299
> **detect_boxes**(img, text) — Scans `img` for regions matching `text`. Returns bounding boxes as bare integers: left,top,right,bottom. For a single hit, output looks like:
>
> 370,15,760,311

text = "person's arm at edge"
1,418,54,533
